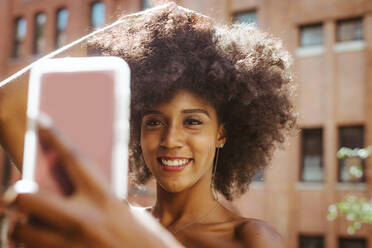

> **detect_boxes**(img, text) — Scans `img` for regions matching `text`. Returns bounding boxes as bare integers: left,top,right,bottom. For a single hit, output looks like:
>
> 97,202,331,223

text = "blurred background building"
0,0,371,247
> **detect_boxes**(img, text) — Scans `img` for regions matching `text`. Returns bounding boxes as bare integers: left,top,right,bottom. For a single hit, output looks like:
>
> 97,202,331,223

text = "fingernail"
38,112,53,129
2,187,18,205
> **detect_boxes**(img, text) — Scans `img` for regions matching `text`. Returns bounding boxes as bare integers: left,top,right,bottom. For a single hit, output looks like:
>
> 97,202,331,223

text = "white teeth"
161,159,190,166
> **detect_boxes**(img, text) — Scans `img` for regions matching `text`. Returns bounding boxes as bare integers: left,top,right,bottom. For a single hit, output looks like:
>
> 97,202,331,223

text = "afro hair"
87,3,296,200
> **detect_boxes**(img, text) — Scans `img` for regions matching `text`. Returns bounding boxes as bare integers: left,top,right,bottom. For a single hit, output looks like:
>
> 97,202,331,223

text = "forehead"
151,89,215,114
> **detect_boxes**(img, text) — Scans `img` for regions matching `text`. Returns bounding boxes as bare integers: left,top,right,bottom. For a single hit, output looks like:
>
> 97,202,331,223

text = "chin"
157,178,192,193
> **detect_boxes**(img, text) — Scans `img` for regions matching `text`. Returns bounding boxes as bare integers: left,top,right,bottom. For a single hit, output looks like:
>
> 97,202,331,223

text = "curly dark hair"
87,3,296,200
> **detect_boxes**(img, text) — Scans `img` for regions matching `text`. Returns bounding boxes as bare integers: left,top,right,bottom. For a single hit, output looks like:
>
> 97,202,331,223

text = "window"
299,24,323,47
299,235,324,248
56,8,69,48
91,1,105,28
142,0,152,10
33,12,47,55
301,129,323,182
12,17,27,58
252,169,264,182
233,10,257,25
339,237,366,248
337,18,363,42
338,126,365,182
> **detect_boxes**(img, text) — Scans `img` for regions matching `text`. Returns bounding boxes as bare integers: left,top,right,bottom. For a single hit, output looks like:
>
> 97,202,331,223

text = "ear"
217,124,226,148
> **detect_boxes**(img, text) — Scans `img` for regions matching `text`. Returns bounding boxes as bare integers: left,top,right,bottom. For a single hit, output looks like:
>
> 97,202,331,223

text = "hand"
3,125,182,248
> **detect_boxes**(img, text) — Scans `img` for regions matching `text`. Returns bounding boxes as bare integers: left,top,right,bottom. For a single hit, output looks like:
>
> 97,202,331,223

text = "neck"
152,171,218,229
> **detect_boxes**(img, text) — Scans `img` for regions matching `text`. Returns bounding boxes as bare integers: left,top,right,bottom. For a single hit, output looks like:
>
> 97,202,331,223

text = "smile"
157,157,193,171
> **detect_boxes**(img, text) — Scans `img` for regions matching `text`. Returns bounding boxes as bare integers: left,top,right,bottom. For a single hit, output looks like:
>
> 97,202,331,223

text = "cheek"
189,131,217,162
140,131,159,162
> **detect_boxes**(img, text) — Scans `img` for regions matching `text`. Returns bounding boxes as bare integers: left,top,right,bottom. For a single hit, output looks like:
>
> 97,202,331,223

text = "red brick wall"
1,1,372,247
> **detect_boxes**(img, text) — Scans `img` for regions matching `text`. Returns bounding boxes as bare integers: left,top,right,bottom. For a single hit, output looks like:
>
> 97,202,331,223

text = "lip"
157,157,193,172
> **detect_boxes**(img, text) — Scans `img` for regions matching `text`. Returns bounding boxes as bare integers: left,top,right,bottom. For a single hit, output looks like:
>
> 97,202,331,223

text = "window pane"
301,129,323,182
142,0,152,10
56,9,69,48
91,2,105,28
338,126,365,182
16,18,27,40
34,13,47,54
12,17,27,58
339,237,366,248
300,24,323,47
233,10,257,25
337,18,363,42
299,235,324,248
252,169,264,182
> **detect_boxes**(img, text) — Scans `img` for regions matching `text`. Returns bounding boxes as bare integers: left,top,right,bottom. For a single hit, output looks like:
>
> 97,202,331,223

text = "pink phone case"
36,71,115,194
19,57,130,199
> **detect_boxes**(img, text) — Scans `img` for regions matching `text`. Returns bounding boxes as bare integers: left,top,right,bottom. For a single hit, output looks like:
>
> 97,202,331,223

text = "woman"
1,3,295,247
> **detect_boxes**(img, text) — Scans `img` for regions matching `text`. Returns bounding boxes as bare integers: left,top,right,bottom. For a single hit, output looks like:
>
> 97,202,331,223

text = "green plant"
327,146,372,234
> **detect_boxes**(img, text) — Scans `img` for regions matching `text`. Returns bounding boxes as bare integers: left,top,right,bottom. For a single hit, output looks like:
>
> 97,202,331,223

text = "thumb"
37,122,112,199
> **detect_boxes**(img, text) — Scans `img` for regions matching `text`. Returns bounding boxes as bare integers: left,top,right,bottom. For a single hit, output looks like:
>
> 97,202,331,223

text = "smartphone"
16,57,130,200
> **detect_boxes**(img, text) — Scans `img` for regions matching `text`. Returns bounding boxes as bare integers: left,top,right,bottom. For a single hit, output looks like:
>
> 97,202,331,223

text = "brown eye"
145,119,164,127
184,118,203,125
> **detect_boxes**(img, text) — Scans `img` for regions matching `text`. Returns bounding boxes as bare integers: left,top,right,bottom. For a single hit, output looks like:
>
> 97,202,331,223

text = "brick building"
0,0,372,248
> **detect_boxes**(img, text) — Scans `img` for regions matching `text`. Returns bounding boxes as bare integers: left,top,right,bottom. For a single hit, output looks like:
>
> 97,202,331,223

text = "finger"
2,183,22,206
12,222,77,248
37,123,111,197
13,191,81,232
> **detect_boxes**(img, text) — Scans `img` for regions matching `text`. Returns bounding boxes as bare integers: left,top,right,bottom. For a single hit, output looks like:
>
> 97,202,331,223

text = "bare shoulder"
235,218,284,248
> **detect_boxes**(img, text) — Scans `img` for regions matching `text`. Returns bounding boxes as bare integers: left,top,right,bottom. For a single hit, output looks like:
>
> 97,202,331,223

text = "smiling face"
140,90,225,193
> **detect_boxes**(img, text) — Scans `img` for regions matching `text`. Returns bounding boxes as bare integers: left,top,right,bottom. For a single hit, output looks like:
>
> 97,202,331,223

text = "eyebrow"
142,109,210,117
182,109,210,117
143,110,163,116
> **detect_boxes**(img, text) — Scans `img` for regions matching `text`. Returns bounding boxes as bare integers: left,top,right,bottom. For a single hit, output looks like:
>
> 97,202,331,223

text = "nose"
160,122,184,149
